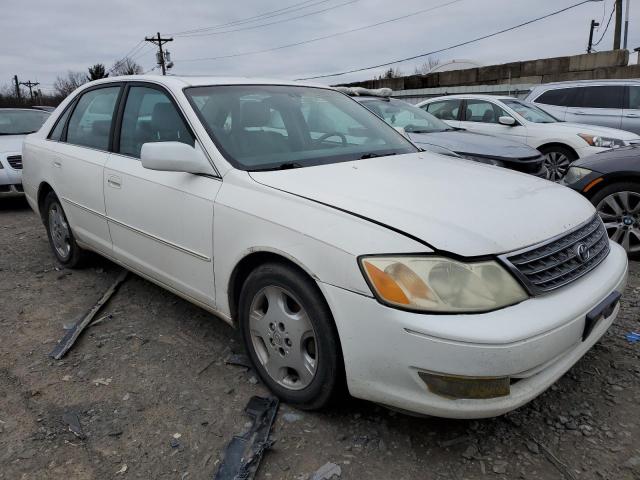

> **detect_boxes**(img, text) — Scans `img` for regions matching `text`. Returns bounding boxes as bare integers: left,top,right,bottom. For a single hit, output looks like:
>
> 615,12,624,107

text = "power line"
297,0,603,80
177,0,358,38
169,0,327,36
593,1,615,46
176,0,465,64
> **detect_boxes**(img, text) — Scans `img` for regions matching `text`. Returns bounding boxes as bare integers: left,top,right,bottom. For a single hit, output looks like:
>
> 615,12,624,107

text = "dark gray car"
353,95,547,177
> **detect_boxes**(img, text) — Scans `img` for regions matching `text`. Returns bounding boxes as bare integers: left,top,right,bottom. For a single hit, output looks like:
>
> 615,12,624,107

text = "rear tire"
539,145,576,181
43,192,86,268
238,262,343,410
589,182,640,260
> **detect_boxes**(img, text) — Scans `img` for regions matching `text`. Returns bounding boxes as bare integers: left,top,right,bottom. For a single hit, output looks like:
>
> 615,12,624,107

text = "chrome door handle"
107,176,122,188
624,113,640,118
53,160,62,168
573,111,587,115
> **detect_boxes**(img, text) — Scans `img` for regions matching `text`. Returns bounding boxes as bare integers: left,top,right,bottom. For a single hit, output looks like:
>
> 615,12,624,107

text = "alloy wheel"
248,286,317,390
49,203,72,260
543,151,571,181
596,191,640,254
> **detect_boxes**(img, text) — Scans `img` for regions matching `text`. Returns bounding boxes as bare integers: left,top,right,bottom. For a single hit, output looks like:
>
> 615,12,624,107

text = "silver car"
525,80,640,134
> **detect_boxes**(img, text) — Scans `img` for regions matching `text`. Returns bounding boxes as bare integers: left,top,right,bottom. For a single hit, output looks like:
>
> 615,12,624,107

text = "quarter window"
119,86,194,158
463,100,507,124
423,99,461,120
66,87,120,150
574,86,624,109
49,106,73,141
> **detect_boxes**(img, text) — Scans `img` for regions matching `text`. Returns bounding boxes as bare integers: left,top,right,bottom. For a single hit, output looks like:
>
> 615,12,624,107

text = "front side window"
0,109,49,135
464,100,507,124
575,86,624,109
502,99,558,123
423,99,461,120
627,86,640,110
119,86,194,158
360,98,451,134
535,88,575,107
66,87,120,150
185,85,417,171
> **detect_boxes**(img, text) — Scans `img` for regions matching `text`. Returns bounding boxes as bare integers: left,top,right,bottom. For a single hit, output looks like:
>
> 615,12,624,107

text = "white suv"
22,76,628,418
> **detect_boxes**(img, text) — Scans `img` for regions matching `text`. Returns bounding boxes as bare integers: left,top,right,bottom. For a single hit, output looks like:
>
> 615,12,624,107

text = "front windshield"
185,85,418,171
502,99,558,124
360,98,451,133
0,109,49,135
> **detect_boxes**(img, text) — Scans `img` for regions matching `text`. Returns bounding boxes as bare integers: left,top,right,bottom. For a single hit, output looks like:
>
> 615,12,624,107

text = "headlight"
360,256,528,313
563,166,593,184
458,154,504,167
578,134,625,149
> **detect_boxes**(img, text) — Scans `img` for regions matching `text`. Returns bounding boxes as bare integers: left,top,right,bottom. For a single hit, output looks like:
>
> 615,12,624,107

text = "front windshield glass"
0,109,49,135
502,99,558,124
185,85,418,171
360,98,451,133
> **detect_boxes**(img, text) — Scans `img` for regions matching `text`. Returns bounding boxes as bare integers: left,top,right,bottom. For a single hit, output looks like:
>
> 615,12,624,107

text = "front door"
565,85,624,130
458,99,528,144
104,84,221,306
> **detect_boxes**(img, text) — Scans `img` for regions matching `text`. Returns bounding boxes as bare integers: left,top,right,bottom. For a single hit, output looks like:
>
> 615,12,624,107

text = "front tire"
43,192,85,268
539,145,577,181
590,182,640,260
238,262,343,410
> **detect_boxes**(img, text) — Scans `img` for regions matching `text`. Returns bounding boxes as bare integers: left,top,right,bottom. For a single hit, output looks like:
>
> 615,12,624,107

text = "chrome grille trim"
500,215,610,295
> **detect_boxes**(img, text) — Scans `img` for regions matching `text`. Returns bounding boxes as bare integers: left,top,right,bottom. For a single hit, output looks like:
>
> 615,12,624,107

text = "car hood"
543,122,640,140
0,135,26,153
407,130,539,159
573,145,640,173
249,152,594,256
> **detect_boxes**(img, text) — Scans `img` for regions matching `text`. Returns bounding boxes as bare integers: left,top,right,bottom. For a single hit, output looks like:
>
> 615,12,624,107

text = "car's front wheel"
539,145,577,181
238,262,343,410
43,192,86,267
590,182,640,260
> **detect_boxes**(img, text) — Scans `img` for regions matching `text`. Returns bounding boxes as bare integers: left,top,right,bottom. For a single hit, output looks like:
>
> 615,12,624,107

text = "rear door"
622,85,640,135
50,85,122,253
104,83,220,306
565,85,624,129
421,99,463,128
457,99,527,144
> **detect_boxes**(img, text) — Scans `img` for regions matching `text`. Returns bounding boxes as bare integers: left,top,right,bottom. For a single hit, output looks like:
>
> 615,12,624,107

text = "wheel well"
228,251,317,323
583,173,640,199
37,182,54,223
536,143,578,159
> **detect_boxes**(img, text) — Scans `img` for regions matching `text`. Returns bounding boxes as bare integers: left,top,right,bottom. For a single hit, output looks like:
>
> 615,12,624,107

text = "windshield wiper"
251,162,304,172
360,152,398,159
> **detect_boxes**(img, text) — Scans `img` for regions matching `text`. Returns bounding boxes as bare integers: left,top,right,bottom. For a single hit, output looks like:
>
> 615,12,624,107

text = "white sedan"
417,95,640,181
23,76,628,419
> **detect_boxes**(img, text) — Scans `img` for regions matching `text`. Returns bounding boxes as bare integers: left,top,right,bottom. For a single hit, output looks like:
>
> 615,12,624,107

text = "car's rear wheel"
539,145,576,181
238,262,343,410
43,192,85,267
590,182,640,260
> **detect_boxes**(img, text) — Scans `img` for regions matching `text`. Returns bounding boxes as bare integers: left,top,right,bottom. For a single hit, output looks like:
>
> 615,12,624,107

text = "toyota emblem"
576,243,590,263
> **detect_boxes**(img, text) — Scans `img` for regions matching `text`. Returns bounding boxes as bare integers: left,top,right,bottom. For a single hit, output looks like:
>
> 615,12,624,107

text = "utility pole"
614,0,623,49
13,75,21,100
588,19,600,53
145,32,173,75
19,80,40,101
623,0,630,49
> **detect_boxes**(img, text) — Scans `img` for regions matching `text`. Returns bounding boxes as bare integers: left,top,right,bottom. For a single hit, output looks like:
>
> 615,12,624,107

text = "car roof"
423,94,518,102
530,79,640,90
84,75,328,90
0,107,51,113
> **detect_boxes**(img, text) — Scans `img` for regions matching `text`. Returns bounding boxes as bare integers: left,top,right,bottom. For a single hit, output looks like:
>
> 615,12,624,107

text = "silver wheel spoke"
603,195,623,215
597,191,640,253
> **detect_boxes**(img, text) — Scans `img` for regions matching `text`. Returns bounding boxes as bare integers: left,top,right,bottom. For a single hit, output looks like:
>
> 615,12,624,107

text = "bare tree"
377,67,403,80
87,63,109,81
110,57,143,76
53,71,87,97
414,56,440,75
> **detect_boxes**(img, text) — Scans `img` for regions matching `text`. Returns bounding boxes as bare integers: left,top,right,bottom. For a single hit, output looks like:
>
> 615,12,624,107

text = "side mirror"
498,116,516,126
141,142,214,175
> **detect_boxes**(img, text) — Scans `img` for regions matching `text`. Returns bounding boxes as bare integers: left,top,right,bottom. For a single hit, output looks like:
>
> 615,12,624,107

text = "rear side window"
66,87,120,150
627,86,640,110
49,106,73,141
574,86,624,109
535,88,575,107
119,86,194,158
423,99,461,120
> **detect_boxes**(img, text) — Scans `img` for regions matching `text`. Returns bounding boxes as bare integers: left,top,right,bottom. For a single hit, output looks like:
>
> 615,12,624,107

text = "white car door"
458,99,528,144
104,84,220,307
49,85,122,253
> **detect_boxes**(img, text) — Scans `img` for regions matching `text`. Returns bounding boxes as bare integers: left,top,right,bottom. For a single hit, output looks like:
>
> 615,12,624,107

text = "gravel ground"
1,197,639,480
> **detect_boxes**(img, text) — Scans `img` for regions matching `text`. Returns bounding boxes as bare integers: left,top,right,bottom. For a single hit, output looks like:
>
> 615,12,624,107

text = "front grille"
7,155,22,169
503,215,610,294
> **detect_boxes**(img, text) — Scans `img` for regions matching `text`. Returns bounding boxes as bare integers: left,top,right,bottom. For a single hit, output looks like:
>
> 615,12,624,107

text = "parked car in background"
0,108,50,197
525,80,640,134
563,145,640,259
338,87,546,177
31,105,56,112
417,95,640,181
23,76,628,419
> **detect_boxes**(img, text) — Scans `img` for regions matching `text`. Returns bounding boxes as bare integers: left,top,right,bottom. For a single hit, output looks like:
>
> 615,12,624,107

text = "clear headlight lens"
458,154,504,167
563,166,593,184
578,134,625,149
360,256,528,313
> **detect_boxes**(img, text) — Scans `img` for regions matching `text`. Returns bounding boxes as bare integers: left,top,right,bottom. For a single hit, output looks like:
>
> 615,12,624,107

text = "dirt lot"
1,197,639,480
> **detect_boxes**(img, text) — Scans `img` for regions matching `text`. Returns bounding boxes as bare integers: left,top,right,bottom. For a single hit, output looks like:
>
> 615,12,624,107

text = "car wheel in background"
43,192,86,267
539,146,577,181
590,182,640,260
238,262,343,410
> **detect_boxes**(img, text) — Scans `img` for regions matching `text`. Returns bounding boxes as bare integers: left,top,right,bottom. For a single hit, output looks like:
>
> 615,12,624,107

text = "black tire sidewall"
238,262,343,409
43,192,83,267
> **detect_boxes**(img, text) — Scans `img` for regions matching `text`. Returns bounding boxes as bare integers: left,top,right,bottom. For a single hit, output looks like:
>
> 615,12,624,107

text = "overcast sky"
1,0,638,93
